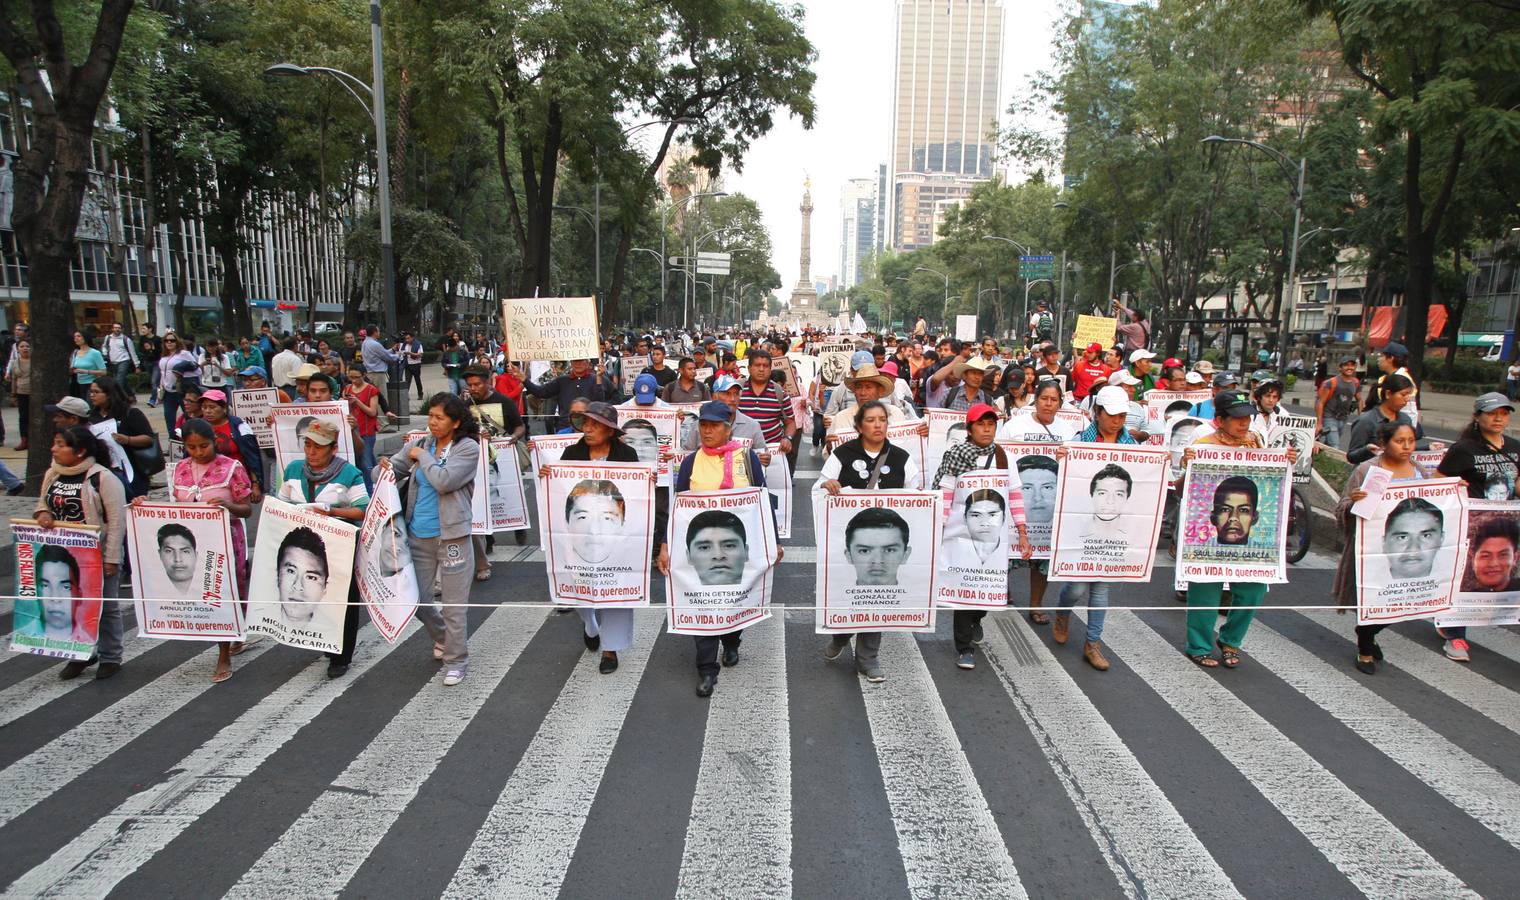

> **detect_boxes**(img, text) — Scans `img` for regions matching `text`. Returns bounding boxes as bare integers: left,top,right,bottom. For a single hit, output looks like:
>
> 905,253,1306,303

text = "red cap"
1086,342,1103,354
1163,357,1182,369
965,403,998,424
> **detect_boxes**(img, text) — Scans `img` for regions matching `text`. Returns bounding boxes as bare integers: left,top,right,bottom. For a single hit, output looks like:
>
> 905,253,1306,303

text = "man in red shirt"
1071,342,1111,400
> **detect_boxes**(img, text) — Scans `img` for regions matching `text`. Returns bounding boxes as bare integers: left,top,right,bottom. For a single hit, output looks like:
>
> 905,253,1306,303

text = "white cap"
1128,348,1157,364
1185,371,1205,385
1093,385,1131,416
1108,369,1140,387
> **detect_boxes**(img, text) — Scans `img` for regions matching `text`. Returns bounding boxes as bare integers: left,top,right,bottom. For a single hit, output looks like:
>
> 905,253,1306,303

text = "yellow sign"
501,296,600,361
1071,314,1117,349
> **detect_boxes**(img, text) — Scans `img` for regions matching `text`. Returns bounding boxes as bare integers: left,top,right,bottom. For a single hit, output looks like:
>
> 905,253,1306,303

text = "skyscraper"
888,0,1005,252
839,177,878,288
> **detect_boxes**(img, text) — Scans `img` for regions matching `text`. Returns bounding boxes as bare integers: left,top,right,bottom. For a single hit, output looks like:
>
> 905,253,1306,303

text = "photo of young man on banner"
1356,478,1468,625
1267,413,1317,484
999,441,1061,558
1176,446,1292,583
246,497,359,653
125,503,244,641
665,487,779,636
924,408,969,485
489,438,529,532
1436,499,1520,628
937,472,1013,609
10,522,103,660
357,467,419,643
815,491,941,634
538,461,658,606
1049,443,1170,581
270,401,355,475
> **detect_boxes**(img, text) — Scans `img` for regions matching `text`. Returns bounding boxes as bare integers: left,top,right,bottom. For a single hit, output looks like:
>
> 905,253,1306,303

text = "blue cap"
713,374,741,392
698,400,734,423
850,349,874,369
238,365,268,378
633,373,659,405
1381,341,1408,357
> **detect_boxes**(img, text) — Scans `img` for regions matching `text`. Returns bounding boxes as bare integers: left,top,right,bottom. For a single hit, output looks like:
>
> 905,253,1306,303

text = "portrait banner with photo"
1176,447,1291,583
357,468,418,643
245,497,358,653
538,461,657,607
270,401,355,476
666,488,779,636
471,437,492,536
1048,443,1170,582
998,441,1061,558
619,355,651,396
88,420,133,485
125,504,243,641
613,404,680,485
1410,449,1447,473
1355,478,1468,625
1164,416,1208,469
765,444,792,539
830,421,927,480
936,472,1011,609
501,296,599,361
230,387,279,448
1144,390,1210,430
924,408,968,484
9,522,102,660
489,438,530,532
814,490,941,634
1435,499,1520,628
1266,413,1316,484
529,433,582,471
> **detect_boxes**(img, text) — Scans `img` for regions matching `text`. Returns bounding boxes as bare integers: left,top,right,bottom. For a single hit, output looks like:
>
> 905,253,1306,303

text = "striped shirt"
738,381,790,444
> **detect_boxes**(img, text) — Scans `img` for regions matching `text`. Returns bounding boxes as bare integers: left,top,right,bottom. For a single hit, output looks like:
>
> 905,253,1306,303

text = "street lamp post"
1202,136,1305,380
554,203,597,306
661,190,726,330
915,266,950,329
982,235,1032,339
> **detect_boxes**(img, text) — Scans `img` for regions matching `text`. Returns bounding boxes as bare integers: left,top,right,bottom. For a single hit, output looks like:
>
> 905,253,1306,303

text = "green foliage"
346,204,482,317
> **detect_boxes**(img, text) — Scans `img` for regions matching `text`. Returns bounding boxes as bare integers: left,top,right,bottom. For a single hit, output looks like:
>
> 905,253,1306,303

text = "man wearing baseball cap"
682,374,768,455
45,395,92,431
1128,348,1158,397
1071,341,1110,401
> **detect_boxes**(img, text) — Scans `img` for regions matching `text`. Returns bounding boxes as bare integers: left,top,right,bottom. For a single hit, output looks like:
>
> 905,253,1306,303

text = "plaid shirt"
932,439,1026,526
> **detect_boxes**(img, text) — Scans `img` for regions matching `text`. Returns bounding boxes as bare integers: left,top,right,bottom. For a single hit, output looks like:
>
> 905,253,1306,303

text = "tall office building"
888,0,1005,252
839,177,878,288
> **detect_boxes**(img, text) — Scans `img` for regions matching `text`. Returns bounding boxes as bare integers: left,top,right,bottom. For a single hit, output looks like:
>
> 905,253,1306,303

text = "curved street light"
914,266,950,327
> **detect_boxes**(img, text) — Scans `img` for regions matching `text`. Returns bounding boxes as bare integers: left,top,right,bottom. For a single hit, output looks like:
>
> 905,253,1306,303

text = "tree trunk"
139,127,160,330
1441,248,1466,378
603,228,633,327
99,143,137,331
171,235,189,332
1403,232,1435,380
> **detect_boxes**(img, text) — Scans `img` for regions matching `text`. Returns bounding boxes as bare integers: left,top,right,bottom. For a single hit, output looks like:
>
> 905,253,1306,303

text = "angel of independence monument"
773,177,843,331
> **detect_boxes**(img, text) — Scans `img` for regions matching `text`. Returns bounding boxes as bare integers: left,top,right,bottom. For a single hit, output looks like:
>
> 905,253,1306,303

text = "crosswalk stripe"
675,615,791,899
1304,612,1520,739
442,622,662,899
1247,620,1520,849
863,631,1027,899
0,629,158,729
0,625,401,899
1098,610,1474,897
1468,625,1520,666
224,609,547,899
981,616,1241,899
0,640,274,830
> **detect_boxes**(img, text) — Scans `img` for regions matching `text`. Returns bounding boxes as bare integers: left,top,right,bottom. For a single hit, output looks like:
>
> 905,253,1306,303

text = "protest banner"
1071,314,1117,349
1356,478,1468,625
998,441,1061,558
814,490,941,633
955,314,978,341
924,408,969,483
613,404,681,485
829,420,927,481
501,296,599,361
357,467,418,643
245,497,359,653
538,461,658,607
230,387,279,448
1410,449,1447,473
1048,443,1170,581
1435,499,1520,628
765,443,792,539
529,433,582,471
471,437,492,536
1266,413,1317,484
1164,415,1208,469
619,354,651,396
666,487,779,636
1176,446,1291,583
9,522,102,660
1144,390,1210,429
787,353,818,395
270,401,355,476
125,503,243,641
936,472,1011,609
772,354,801,397
816,351,852,386
88,420,133,484
693,366,715,383
489,438,530,532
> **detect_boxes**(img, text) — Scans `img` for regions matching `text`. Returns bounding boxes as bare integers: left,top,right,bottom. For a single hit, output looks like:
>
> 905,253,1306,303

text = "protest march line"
1303,611,1520,741
0,640,274,829
226,609,548,899
0,628,155,729
980,616,1241,899
1098,610,1474,898
442,623,662,900
675,615,790,900
861,632,1027,899
0,625,400,900
1247,620,1520,849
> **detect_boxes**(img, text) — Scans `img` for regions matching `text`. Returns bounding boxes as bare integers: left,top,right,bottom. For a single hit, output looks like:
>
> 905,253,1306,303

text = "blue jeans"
148,362,161,403
1057,581,1110,643
1320,416,1351,450
161,390,182,436
0,458,21,491
358,433,377,492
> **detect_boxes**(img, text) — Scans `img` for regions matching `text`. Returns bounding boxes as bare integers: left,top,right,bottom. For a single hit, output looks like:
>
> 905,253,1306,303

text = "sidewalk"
1282,377,1516,438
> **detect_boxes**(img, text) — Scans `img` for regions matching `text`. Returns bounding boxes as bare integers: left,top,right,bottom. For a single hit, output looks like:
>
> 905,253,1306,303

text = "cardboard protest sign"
1266,413,1317,484
1176,446,1292,583
666,487,779,636
9,522,103,660
357,467,418,643
538,461,657,607
619,355,651,396
1048,443,1170,582
501,296,599,361
814,490,941,634
936,472,1011,609
231,387,279,448
126,503,243,641
1070,314,1117,350
1356,478,1468,625
245,497,358,653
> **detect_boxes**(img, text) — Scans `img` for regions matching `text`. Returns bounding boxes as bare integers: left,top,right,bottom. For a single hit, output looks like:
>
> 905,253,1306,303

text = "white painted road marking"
0,629,155,729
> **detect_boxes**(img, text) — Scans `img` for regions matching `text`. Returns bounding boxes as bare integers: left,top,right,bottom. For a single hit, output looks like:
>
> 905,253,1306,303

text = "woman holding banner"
32,426,127,680
814,399,922,682
1334,420,1430,674
85,376,157,499
381,394,478,686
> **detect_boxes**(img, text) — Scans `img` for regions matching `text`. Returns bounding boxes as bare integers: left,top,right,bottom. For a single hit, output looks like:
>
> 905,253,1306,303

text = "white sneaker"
1443,639,1471,662
443,669,465,686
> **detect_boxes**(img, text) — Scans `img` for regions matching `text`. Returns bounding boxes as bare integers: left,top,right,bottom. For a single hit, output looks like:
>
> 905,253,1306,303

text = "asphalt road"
0,468,1518,899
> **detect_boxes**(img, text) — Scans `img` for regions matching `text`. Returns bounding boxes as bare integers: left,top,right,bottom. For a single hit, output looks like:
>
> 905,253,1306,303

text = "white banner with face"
126,503,243,641
1048,443,1171,582
923,408,967,485
666,488,779,636
1164,415,1208,470
814,490,941,634
999,441,1061,558
1176,447,1292,584
246,498,357,653
529,433,581,472
765,444,792,539
489,438,530,532
231,387,279,448
538,461,657,607
357,467,418,643
1356,478,1468,625
1144,390,1210,430
1266,413,1316,484
470,437,492,536
936,472,1010,609
1435,499,1520,628
614,404,681,486
270,401,355,477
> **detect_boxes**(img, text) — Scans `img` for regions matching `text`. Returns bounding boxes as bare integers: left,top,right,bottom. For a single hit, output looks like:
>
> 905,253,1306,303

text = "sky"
715,0,1065,304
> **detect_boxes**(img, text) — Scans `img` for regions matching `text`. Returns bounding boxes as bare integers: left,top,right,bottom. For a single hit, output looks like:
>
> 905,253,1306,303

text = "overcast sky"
712,0,1065,303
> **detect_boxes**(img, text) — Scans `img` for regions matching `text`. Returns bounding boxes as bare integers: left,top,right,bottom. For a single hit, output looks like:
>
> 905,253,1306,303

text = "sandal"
1028,610,1049,626
1217,642,1241,669
211,667,233,684
1187,653,1220,668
